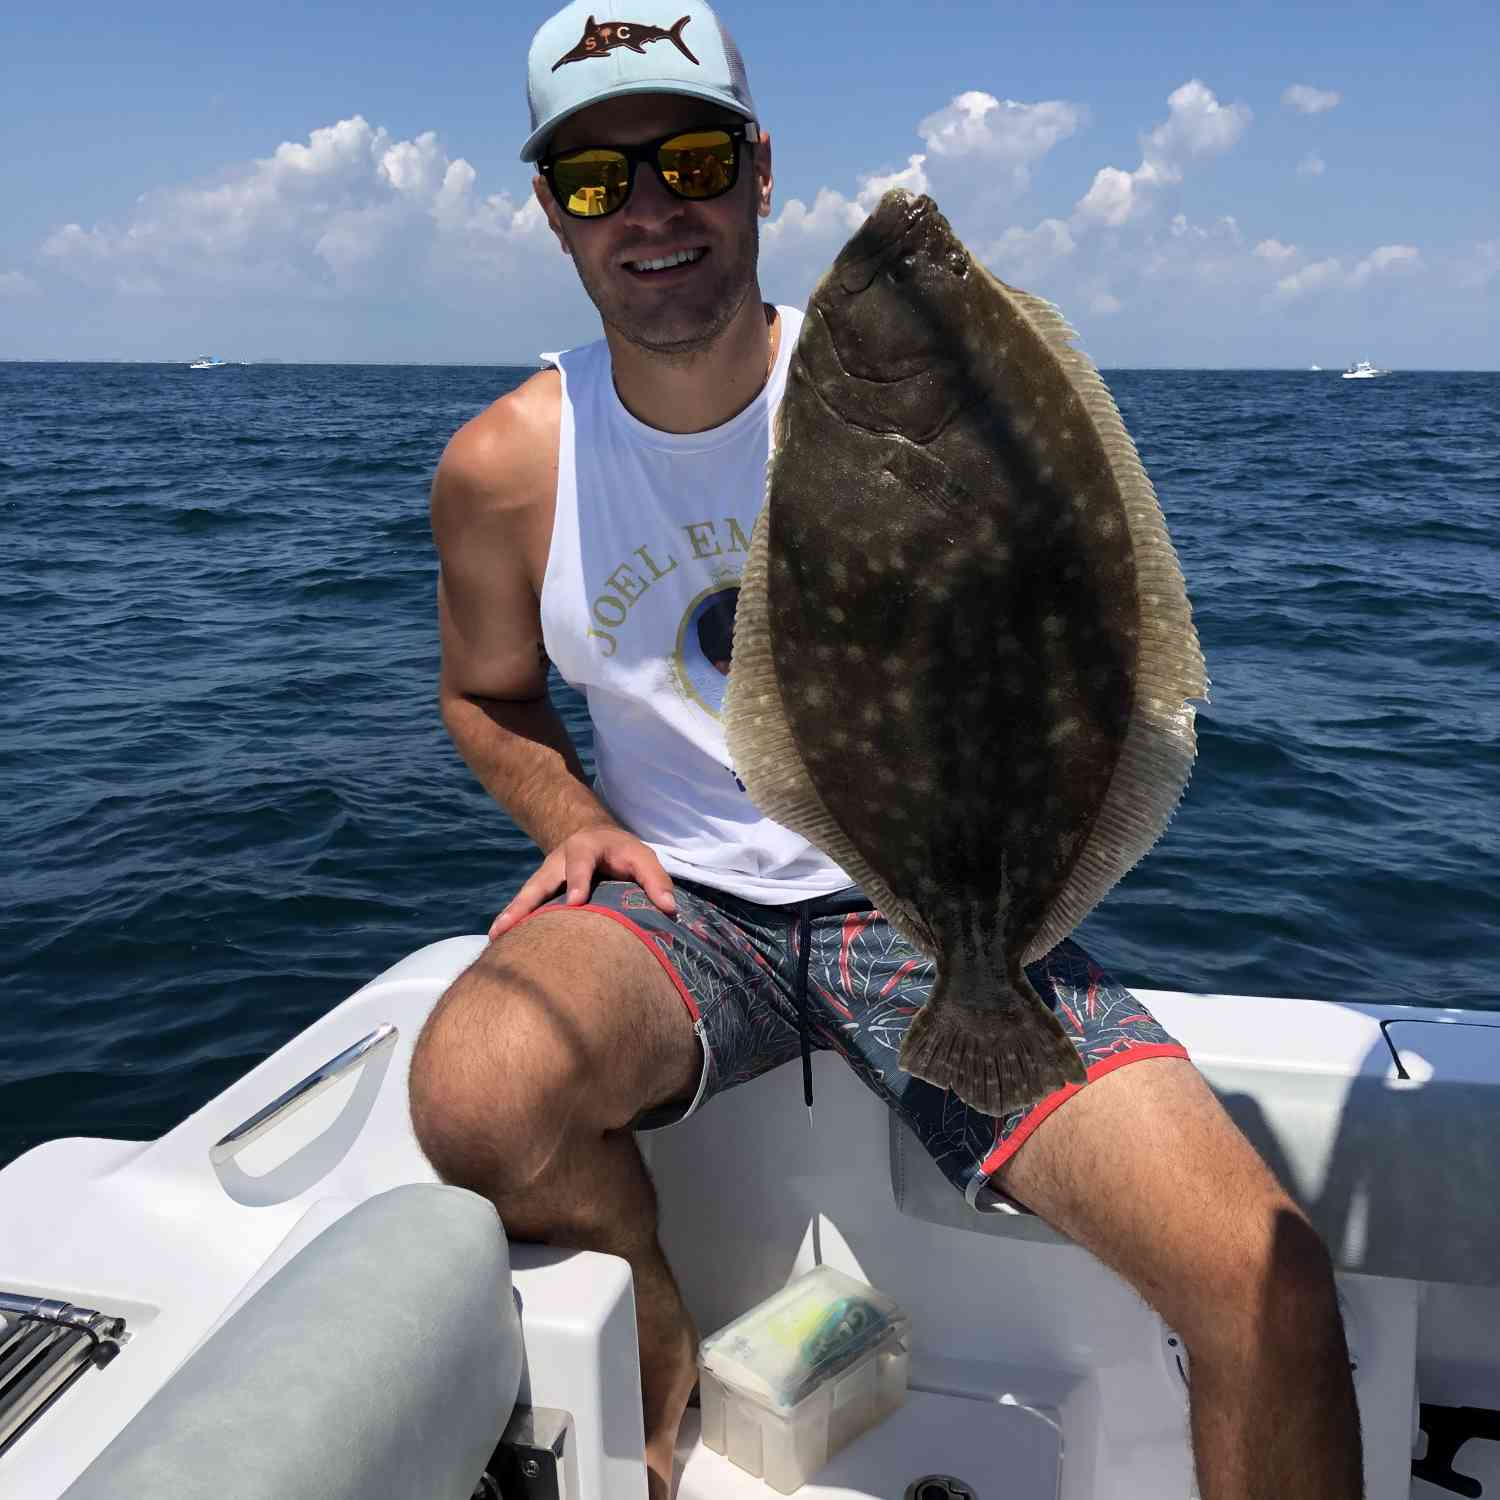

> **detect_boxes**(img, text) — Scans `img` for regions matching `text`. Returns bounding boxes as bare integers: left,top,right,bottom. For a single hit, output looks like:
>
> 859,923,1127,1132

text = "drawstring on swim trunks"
795,898,814,1115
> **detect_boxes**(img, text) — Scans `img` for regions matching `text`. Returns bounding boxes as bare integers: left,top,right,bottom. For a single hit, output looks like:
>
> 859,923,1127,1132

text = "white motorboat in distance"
1342,359,1390,379
187,356,228,370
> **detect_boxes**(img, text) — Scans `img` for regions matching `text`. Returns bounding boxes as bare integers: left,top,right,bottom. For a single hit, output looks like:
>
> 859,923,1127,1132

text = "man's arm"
432,375,675,934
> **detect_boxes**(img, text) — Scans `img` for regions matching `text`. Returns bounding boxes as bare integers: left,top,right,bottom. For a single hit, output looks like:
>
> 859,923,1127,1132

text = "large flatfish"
724,189,1207,1119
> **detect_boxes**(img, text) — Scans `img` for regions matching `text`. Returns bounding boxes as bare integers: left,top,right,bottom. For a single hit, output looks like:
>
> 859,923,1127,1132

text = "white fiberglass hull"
3,940,1497,1499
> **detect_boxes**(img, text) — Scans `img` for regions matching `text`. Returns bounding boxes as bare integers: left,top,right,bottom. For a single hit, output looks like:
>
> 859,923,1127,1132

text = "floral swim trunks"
521,878,1189,1207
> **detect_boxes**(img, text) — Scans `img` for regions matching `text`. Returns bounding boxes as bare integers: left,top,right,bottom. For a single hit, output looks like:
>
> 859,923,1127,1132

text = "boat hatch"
0,1295,128,1458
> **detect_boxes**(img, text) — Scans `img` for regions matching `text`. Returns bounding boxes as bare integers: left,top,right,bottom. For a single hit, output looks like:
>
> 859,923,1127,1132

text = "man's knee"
1177,1199,1346,1368
409,948,595,1197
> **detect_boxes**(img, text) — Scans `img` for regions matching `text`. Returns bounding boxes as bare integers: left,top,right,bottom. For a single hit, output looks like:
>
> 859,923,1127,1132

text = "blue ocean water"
2,361,1496,1168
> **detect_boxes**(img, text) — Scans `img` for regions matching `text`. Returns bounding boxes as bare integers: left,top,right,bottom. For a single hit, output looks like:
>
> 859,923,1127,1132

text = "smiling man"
408,5,1363,1497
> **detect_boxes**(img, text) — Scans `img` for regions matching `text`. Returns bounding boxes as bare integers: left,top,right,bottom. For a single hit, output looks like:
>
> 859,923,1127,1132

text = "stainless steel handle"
210,1024,398,1166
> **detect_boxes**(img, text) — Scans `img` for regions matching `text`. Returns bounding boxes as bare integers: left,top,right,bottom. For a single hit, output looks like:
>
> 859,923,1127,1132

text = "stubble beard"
569,192,762,365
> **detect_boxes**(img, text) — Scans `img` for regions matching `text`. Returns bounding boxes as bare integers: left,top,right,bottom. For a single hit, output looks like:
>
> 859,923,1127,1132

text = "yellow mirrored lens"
553,149,629,217
658,130,735,199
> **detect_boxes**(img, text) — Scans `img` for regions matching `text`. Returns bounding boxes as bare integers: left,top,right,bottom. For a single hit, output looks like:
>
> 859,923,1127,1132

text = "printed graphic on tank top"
539,305,851,904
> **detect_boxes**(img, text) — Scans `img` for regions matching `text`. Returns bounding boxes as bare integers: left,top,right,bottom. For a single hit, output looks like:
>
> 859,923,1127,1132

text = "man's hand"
489,826,677,939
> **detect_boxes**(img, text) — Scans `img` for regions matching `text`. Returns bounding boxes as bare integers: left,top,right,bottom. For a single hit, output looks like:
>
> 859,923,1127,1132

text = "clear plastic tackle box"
697,1265,910,1493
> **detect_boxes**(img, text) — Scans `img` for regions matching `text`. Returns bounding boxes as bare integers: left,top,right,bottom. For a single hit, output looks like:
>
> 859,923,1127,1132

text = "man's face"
534,94,774,358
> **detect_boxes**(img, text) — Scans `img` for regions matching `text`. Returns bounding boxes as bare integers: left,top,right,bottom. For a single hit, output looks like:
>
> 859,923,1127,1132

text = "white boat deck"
3,937,1498,1498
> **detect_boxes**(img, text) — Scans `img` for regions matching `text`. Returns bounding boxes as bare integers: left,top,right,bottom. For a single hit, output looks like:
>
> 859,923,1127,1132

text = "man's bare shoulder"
432,368,561,526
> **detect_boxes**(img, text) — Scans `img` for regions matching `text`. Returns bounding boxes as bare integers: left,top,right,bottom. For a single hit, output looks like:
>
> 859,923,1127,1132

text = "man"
408,4,1364,1496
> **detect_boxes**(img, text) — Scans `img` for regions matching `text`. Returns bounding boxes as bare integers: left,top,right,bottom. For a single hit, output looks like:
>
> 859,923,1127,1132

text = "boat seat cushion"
61,1183,521,1500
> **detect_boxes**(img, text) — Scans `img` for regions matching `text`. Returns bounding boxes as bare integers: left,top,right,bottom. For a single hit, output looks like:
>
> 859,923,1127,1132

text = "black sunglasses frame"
540,122,761,220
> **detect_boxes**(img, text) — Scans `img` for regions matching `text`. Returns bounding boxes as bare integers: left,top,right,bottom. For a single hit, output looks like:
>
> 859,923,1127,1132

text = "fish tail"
669,16,700,64
899,969,1086,1118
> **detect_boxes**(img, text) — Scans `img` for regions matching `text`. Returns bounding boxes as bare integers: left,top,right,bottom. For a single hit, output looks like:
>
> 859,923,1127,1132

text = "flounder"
724,190,1208,1120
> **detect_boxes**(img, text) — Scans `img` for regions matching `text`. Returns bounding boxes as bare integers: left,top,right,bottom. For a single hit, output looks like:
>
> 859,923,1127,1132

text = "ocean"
2,360,1496,1168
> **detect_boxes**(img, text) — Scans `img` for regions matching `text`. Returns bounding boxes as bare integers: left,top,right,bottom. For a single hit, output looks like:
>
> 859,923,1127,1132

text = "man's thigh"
994,1055,1306,1319
419,893,705,1136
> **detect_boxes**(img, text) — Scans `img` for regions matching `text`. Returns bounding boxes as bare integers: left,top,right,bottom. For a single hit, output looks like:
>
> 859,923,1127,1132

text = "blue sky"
2,0,1495,366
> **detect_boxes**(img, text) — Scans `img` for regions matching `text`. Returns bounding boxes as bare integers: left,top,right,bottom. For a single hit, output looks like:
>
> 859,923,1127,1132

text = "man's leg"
408,910,704,1500
996,1056,1363,1500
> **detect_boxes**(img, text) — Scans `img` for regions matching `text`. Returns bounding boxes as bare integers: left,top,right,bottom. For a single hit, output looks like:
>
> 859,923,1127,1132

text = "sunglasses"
540,123,759,220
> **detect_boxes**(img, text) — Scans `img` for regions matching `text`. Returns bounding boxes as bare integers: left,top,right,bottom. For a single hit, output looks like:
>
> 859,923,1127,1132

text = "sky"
1,0,1496,368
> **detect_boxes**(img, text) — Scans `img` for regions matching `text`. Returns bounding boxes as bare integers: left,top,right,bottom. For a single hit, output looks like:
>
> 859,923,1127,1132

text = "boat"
187,356,228,370
1341,360,1389,380
3,939,1498,1498
1310,364,1321,372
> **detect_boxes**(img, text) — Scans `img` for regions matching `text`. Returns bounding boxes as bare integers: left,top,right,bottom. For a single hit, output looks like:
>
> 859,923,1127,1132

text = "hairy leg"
408,911,704,1498
996,1056,1363,1500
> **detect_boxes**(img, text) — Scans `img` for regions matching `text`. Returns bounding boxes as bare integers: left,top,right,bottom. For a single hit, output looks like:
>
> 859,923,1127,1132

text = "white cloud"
917,92,1083,192
1254,238,1298,262
982,218,1075,284
1283,84,1341,115
1297,152,1326,178
0,270,39,298
1349,244,1422,285
1274,257,1343,301
40,115,552,297
1273,245,1421,301
1090,291,1122,315
1074,80,1250,227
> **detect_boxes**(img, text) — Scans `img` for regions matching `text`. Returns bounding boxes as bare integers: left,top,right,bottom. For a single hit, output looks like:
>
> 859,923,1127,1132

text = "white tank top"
539,306,851,903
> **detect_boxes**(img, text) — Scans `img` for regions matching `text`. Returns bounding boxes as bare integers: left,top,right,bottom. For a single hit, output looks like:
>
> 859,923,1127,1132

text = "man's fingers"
489,857,564,938
623,850,677,918
563,843,600,906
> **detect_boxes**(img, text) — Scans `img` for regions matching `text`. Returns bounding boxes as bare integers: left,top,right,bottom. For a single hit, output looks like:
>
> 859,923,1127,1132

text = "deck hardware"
905,1477,977,1500
211,1022,398,1165
484,1404,575,1499
1412,1403,1500,1498
0,1295,127,1457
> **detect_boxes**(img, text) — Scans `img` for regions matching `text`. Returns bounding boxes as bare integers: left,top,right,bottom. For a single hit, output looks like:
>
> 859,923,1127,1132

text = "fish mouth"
832,190,941,290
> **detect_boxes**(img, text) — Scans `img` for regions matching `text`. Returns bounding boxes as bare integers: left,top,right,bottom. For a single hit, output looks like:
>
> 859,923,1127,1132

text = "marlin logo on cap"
551,13,700,70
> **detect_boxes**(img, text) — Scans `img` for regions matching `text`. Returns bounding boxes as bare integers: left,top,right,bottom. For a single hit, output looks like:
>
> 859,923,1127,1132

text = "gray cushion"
63,1184,521,1500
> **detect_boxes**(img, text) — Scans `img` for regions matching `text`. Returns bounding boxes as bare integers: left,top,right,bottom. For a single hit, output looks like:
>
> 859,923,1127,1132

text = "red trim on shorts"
510,903,701,1022
976,1042,1190,1179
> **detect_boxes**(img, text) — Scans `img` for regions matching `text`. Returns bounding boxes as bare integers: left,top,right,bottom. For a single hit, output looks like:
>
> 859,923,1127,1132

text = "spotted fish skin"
724,190,1206,1118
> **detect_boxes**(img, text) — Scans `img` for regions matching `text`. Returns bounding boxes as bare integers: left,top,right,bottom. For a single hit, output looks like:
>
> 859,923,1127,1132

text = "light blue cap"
521,0,758,162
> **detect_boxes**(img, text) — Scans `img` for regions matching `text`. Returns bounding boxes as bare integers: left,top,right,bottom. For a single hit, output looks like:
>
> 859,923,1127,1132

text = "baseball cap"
521,0,758,163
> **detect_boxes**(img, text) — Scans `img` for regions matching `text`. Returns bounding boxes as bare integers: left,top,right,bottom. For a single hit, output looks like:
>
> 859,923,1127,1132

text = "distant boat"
188,356,228,370
1309,364,1321,371
1341,359,1388,380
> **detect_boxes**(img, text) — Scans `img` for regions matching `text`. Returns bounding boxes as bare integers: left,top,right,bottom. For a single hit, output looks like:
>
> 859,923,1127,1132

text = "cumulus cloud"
1298,152,1326,178
0,270,39,298
917,92,1084,192
1272,245,1422,301
981,218,1076,285
763,154,929,260
1349,244,1422,285
1273,257,1344,301
1283,84,1341,115
1254,238,1298,262
1074,80,1250,227
765,87,1082,277
40,116,551,296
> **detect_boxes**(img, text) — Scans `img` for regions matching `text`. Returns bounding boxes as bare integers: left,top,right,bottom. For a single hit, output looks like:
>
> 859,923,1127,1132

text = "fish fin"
669,16,700,64
899,976,1086,1118
725,448,938,956
980,271,1211,965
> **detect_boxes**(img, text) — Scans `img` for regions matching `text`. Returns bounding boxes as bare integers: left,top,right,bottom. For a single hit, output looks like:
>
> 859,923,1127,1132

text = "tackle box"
697,1265,910,1493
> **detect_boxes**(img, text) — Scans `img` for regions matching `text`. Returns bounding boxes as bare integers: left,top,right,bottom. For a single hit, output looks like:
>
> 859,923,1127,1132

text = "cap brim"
520,82,755,162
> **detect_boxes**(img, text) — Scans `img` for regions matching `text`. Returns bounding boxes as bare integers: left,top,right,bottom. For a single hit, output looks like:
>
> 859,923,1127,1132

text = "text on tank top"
538,305,852,903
